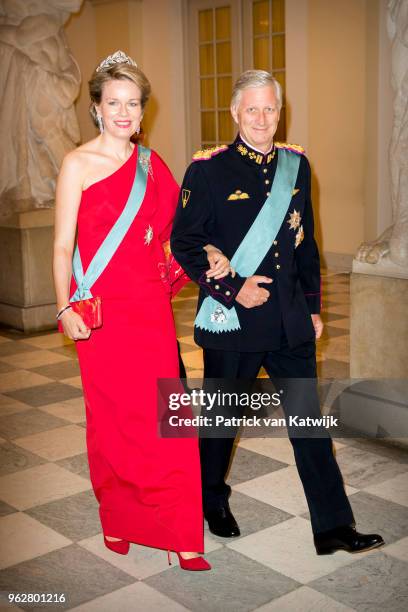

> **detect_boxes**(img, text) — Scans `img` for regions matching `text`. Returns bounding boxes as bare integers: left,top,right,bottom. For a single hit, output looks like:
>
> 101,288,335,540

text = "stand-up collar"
233,135,275,165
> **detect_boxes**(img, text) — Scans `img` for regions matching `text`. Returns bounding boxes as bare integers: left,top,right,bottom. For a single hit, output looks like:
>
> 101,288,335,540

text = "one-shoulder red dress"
71,146,203,553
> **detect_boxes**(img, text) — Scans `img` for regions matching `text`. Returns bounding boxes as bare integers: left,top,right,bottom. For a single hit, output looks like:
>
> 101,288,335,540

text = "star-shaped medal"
144,225,153,245
287,209,301,230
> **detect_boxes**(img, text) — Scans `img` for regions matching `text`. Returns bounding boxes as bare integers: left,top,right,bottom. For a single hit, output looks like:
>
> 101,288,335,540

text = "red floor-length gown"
71,145,204,553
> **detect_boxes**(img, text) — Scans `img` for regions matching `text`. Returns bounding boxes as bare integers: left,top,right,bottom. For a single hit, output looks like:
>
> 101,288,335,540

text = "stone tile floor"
0,271,407,611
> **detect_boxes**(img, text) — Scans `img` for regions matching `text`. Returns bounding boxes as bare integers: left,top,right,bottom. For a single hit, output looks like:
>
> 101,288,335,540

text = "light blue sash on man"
70,145,151,301
195,148,300,333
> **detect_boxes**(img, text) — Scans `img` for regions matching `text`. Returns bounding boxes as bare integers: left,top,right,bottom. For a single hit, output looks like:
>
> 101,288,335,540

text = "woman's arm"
203,244,235,280
53,152,90,341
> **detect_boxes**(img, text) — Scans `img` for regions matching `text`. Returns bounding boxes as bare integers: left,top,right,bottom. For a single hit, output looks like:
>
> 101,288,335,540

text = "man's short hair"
231,70,282,110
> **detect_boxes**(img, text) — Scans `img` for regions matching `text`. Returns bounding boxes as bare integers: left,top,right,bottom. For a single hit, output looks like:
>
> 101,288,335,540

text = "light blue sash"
195,149,300,333
71,145,151,301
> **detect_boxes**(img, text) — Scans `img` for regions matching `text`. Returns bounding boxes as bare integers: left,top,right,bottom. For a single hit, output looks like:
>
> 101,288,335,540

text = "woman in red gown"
53,52,230,570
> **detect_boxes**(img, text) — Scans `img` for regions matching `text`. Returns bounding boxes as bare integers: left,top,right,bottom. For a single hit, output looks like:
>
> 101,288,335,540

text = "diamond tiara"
96,50,137,73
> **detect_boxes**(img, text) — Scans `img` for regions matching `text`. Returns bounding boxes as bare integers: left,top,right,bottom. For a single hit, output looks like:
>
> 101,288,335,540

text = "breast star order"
144,225,153,245
287,209,301,230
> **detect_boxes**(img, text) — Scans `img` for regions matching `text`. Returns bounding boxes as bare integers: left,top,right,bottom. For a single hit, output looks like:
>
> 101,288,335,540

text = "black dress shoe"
314,525,384,555
205,504,240,537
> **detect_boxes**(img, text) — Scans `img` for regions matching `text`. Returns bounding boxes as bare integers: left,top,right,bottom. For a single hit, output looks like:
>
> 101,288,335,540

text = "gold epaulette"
275,142,305,155
192,144,228,161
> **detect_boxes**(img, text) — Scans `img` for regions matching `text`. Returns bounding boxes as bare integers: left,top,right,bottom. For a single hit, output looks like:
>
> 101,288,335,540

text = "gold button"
206,278,211,283
265,179,270,185
263,168,268,174
215,284,220,290
273,240,278,245
276,264,281,270
225,290,231,296
274,252,279,258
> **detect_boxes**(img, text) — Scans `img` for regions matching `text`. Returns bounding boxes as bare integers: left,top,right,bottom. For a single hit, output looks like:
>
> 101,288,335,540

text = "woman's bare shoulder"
63,139,101,169
60,142,107,192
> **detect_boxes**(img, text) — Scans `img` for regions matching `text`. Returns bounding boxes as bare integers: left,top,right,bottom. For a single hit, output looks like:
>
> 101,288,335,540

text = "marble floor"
0,271,407,611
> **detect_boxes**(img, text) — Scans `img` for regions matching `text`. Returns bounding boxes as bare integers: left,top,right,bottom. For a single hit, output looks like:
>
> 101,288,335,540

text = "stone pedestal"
348,261,408,447
0,209,57,332
338,379,408,445
350,260,408,378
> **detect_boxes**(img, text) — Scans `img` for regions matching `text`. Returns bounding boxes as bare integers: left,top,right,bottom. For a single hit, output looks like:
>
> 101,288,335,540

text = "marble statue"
0,0,83,216
356,0,408,269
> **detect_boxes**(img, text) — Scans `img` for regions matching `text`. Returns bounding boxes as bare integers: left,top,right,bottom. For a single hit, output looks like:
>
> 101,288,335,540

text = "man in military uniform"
171,70,383,554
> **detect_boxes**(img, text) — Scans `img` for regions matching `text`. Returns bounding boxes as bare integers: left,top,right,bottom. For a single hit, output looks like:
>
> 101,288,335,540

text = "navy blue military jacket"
170,137,321,352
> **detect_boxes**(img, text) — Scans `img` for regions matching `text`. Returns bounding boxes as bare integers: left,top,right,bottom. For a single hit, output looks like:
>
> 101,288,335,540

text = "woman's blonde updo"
88,62,151,128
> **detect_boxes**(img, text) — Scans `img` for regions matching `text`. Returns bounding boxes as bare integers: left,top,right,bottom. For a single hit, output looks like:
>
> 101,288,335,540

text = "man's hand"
311,314,324,339
236,276,273,308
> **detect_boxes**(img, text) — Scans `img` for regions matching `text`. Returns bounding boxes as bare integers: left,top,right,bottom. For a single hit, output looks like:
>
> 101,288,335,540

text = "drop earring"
97,115,104,134
136,115,143,135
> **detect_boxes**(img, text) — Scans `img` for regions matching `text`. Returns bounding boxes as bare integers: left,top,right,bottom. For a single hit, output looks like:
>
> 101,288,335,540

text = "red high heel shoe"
167,550,211,571
104,536,130,555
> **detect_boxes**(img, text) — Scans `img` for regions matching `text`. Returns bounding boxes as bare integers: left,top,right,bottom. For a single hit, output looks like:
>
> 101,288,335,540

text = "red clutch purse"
58,296,103,333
